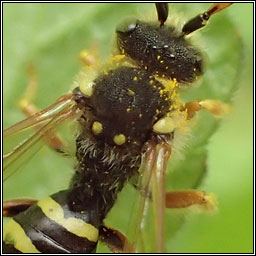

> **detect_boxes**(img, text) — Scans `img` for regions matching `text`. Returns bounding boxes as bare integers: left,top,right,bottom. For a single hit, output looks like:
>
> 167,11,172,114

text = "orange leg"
99,226,135,253
79,42,100,68
185,99,231,119
79,50,98,67
3,198,38,217
165,190,217,211
19,63,67,154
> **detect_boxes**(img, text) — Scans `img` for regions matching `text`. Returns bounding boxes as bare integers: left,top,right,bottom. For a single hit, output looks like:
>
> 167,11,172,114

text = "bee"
3,3,242,253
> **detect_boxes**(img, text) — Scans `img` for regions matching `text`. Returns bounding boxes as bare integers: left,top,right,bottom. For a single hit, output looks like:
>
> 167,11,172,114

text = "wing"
151,142,171,252
3,93,78,181
125,139,171,253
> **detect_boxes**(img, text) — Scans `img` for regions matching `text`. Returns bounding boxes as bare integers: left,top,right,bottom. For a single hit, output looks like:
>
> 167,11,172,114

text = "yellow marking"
153,116,177,134
77,68,98,98
92,121,103,135
160,60,164,64
113,134,126,145
112,54,126,62
127,89,135,96
157,55,161,60
80,81,94,97
133,76,138,81
127,108,131,112
37,197,98,242
3,219,40,253
139,113,143,118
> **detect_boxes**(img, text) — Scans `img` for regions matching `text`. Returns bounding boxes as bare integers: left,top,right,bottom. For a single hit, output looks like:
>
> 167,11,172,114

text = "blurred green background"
3,3,253,253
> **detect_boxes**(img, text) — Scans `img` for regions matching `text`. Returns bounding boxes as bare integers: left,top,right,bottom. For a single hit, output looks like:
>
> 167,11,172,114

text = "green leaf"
3,3,252,253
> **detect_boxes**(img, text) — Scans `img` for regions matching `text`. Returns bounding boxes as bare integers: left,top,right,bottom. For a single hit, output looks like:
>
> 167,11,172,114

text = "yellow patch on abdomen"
3,219,40,253
37,197,99,242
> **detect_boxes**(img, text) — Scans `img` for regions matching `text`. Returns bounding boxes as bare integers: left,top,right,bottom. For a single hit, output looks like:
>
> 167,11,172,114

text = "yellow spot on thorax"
37,197,99,242
153,116,177,134
127,89,135,96
80,82,94,97
92,121,103,135
113,134,126,145
77,67,98,97
3,219,40,253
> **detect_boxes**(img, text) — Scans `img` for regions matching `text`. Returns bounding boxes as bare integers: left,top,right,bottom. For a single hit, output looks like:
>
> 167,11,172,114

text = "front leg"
165,190,217,211
185,99,231,119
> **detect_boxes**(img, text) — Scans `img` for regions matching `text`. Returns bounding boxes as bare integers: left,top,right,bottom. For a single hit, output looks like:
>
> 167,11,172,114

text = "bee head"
116,20,203,84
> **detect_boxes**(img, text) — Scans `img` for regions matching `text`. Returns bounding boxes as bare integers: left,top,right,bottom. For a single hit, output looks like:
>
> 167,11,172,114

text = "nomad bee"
3,3,233,253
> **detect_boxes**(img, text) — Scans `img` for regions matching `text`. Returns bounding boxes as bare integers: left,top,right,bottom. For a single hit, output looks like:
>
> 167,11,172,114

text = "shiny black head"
116,20,203,83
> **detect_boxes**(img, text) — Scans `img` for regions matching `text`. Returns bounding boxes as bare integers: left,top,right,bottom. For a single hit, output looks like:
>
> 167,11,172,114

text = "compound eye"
116,18,137,34
194,55,203,75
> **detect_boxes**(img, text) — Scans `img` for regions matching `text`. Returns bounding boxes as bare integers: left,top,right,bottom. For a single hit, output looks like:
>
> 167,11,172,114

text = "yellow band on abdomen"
37,197,99,242
3,219,40,253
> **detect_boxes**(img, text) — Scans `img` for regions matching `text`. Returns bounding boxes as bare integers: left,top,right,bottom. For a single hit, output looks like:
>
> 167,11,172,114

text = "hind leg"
99,226,135,253
3,198,37,217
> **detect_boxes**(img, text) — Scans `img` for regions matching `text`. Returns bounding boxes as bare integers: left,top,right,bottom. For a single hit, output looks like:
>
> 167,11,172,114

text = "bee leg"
165,190,217,211
99,226,135,253
155,3,169,26
79,49,98,67
182,3,233,35
184,99,231,119
79,41,100,67
3,198,37,217
18,63,68,154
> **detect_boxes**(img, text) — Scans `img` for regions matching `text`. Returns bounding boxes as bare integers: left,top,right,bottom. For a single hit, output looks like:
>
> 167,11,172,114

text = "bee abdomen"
3,190,99,253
